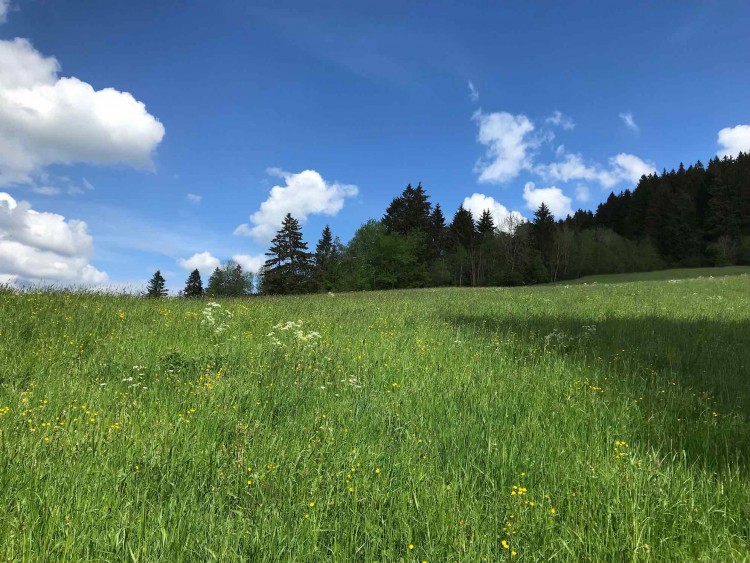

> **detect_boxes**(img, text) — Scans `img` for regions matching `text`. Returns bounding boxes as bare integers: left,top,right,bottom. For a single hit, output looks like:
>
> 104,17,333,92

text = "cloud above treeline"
461,193,525,230
0,38,165,187
178,251,265,276
234,168,358,243
470,107,658,220
717,124,750,157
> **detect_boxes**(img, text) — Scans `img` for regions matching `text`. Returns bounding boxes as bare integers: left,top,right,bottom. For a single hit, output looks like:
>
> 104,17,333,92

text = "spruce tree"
532,203,555,279
314,225,342,292
382,182,432,236
477,209,496,239
449,206,478,286
206,267,225,297
146,270,168,298
262,213,314,295
183,269,204,298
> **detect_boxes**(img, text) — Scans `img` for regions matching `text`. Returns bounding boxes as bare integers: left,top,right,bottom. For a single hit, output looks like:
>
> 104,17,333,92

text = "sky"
1,0,749,291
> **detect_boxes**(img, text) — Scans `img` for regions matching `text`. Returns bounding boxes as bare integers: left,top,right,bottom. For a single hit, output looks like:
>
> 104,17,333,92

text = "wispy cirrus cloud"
619,111,639,132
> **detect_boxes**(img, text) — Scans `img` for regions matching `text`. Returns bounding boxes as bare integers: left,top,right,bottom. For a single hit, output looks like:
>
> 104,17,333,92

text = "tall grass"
1,274,749,561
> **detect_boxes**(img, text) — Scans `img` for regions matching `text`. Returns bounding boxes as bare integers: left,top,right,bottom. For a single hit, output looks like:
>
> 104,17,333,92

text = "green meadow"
1,272,749,561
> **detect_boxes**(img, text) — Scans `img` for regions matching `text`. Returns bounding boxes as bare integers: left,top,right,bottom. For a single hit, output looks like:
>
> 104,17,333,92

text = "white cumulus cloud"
609,153,655,184
461,193,525,232
522,182,573,219
234,168,358,243
619,112,639,132
717,124,750,157
473,110,536,184
546,110,575,130
186,193,202,204
0,38,165,186
178,251,220,274
0,192,107,283
232,253,266,274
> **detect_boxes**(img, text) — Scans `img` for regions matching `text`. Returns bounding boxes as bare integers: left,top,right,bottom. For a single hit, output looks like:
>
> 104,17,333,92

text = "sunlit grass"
1,274,749,560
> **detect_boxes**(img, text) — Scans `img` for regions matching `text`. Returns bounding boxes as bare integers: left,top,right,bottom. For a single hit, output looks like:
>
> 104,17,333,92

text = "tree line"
146,151,750,297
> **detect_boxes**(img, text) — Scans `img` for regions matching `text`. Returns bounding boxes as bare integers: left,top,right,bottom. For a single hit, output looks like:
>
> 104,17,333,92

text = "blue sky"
1,0,749,290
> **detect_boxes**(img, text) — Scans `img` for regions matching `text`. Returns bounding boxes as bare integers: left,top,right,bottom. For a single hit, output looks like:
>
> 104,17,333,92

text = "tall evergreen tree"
382,182,432,236
477,209,496,239
532,203,555,280
314,225,343,292
183,269,204,298
146,270,168,298
206,267,224,298
262,213,314,295
449,205,478,286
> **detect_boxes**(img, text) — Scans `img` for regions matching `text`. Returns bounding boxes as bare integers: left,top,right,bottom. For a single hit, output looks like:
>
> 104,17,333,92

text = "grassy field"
1,273,750,561
561,265,750,285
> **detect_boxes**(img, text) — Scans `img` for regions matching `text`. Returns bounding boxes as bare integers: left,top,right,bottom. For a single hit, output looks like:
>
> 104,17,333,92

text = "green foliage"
340,220,424,290
183,269,204,298
145,270,167,298
313,225,344,292
262,213,314,295
1,275,750,559
206,261,253,297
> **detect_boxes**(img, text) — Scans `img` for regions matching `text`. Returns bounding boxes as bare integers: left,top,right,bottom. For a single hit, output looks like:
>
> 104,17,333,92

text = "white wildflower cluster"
201,302,233,335
121,366,148,390
342,374,363,388
267,320,321,348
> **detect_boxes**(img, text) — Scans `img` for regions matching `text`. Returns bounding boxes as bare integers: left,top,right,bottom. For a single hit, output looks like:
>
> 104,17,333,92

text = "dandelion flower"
375,468,381,474
502,540,510,549
408,544,414,550
309,501,315,507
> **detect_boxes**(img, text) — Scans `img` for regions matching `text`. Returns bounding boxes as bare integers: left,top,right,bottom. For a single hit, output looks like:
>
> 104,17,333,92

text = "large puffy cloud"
178,251,220,274
0,38,165,186
473,111,536,183
0,192,107,283
522,182,573,219
461,193,525,232
717,124,750,157
234,168,358,242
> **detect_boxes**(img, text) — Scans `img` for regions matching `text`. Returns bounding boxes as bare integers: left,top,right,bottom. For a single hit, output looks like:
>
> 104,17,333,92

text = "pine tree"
146,270,168,298
314,225,342,292
262,213,314,295
477,209,496,239
206,267,225,297
382,183,432,236
429,204,447,257
449,205,478,286
532,203,555,280
183,269,204,298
